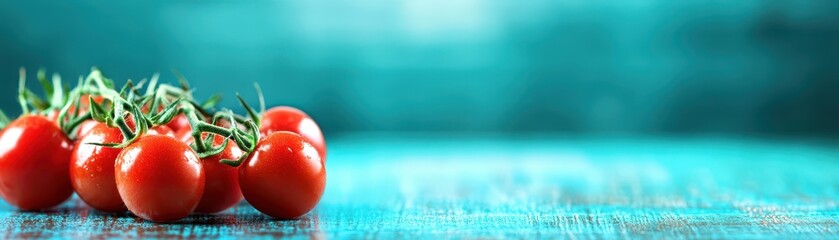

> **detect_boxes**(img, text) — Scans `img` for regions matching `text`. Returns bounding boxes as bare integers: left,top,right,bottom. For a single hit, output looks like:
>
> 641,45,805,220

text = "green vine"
30,67,266,163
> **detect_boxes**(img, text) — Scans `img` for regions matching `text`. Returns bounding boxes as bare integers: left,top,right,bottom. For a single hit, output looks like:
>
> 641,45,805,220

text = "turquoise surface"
1,136,837,238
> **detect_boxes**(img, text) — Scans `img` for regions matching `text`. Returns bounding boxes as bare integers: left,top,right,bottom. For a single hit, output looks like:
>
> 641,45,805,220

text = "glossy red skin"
74,120,100,139
147,125,175,137
115,135,205,222
186,135,245,213
0,115,74,210
70,123,127,212
260,106,327,161
239,131,326,219
71,120,173,212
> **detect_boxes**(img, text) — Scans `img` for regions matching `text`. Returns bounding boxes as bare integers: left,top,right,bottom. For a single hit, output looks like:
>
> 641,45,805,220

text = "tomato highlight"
115,135,205,222
239,131,326,219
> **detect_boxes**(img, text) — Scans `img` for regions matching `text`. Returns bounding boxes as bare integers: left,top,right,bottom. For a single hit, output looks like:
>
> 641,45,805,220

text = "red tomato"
0,115,74,210
259,106,327,161
147,125,175,137
70,123,126,212
186,134,244,213
75,120,100,139
239,131,325,219
115,135,205,222
166,114,191,133
174,125,193,143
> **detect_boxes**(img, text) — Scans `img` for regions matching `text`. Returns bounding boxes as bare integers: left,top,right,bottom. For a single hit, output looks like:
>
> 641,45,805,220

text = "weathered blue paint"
1,137,837,238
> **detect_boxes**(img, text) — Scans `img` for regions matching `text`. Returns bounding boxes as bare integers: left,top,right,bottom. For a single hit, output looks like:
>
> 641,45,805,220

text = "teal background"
1,1,838,136
1,2,838,237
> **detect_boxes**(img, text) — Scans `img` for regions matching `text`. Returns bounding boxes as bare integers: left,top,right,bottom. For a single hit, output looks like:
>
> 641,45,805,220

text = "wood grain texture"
1,137,837,239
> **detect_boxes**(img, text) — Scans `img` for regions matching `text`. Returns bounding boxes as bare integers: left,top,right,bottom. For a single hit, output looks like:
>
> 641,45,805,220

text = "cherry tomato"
239,131,325,219
187,134,244,213
0,115,74,210
74,120,100,139
174,127,193,143
260,106,327,161
115,135,205,222
147,125,175,137
166,114,191,133
70,122,126,212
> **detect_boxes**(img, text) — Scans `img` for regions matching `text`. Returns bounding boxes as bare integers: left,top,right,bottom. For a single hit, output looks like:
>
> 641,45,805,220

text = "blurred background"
1,0,838,138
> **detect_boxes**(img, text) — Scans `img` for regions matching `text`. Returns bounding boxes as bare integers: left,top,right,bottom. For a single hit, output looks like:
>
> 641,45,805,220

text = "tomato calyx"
56,69,122,138
17,68,68,116
154,80,263,165
180,108,260,166
16,67,123,140
201,87,268,166
87,95,183,148
234,83,266,127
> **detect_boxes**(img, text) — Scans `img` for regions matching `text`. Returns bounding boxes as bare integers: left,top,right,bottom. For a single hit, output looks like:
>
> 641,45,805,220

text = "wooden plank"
1,137,837,238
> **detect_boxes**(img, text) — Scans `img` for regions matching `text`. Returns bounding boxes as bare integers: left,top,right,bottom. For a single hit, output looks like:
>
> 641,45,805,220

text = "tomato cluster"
0,68,326,222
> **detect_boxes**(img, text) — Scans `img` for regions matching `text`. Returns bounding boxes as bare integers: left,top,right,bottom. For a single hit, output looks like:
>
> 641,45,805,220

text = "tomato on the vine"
239,131,325,219
123,116,176,137
173,119,231,143
142,105,191,133
0,115,74,210
78,94,106,113
74,120,100,139
72,119,176,213
46,110,63,124
46,95,105,124
259,106,326,161
166,114,191,133
174,127,193,143
70,122,127,212
115,134,205,222
187,134,244,213
147,125,175,137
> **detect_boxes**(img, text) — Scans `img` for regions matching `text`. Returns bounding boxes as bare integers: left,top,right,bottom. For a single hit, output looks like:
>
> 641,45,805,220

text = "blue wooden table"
1,136,837,238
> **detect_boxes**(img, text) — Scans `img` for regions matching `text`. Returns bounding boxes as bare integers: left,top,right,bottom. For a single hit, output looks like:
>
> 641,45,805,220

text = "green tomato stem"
18,68,29,115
